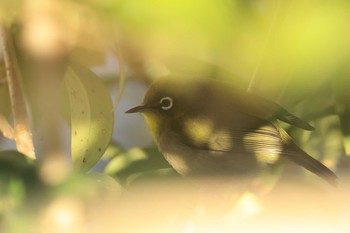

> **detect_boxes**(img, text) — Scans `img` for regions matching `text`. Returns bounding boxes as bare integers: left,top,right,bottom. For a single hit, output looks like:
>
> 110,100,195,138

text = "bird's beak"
125,105,150,113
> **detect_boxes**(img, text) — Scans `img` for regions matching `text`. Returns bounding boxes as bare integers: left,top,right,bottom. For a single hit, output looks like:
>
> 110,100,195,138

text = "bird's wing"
175,115,284,164
252,99,315,131
269,102,314,131
240,123,337,186
159,121,262,176
167,118,338,186
241,124,283,165
225,88,315,131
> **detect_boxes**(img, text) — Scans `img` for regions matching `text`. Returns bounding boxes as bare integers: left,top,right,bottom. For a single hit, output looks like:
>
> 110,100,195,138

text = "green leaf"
105,147,173,184
64,62,114,172
343,136,350,156
296,115,342,172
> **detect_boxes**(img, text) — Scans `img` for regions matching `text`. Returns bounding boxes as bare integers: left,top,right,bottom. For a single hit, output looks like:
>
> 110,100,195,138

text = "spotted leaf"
64,62,114,172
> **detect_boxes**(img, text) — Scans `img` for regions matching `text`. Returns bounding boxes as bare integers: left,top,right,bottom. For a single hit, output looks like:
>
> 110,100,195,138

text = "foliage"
0,0,350,232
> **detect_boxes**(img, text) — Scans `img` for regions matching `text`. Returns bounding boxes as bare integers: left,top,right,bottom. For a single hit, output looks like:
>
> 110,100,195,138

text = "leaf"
105,147,172,184
343,136,350,156
87,172,124,194
0,150,34,174
70,47,106,67
297,115,343,171
64,62,114,172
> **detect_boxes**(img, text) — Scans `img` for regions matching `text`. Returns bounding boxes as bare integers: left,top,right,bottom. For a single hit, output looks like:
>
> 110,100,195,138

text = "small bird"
126,76,337,187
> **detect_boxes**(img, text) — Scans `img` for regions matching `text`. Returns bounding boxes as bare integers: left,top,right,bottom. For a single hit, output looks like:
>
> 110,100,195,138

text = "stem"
0,114,14,139
0,24,35,159
0,78,7,85
112,45,126,110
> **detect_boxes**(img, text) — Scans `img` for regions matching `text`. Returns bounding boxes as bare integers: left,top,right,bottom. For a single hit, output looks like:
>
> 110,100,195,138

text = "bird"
126,76,338,187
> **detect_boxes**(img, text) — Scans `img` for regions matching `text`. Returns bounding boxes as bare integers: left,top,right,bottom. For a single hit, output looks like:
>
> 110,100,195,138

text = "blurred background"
1,0,350,232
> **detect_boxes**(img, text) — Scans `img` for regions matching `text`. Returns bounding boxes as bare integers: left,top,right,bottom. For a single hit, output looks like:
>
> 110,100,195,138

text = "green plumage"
126,76,337,186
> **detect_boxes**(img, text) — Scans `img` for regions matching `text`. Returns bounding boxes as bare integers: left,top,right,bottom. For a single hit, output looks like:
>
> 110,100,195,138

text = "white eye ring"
159,97,173,111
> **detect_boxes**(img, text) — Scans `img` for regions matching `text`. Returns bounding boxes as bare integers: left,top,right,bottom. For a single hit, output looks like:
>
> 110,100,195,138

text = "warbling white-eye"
126,76,337,186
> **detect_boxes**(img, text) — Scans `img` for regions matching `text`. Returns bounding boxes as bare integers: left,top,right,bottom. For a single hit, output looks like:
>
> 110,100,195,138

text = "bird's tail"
279,127,338,187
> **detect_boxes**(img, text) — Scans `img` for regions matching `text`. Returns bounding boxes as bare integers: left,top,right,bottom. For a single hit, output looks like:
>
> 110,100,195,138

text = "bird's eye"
159,97,173,111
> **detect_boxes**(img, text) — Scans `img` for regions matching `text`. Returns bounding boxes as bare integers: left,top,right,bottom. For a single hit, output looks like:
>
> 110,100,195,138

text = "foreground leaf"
64,62,114,172
105,147,173,184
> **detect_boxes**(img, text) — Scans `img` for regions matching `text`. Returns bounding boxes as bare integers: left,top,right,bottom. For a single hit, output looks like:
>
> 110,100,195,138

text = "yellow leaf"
64,62,114,172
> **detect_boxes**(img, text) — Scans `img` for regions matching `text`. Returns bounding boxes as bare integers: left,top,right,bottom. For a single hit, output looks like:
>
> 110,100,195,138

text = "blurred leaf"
86,172,124,194
100,141,123,160
160,55,247,87
0,150,33,173
124,168,177,186
343,137,350,156
296,115,343,173
272,1,350,77
0,0,23,24
0,177,26,212
333,70,350,155
279,82,335,123
70,47,106,67
64,62,114,173
105,147,173,184
54,172,123,200
0,151,35,215
112,1,350,100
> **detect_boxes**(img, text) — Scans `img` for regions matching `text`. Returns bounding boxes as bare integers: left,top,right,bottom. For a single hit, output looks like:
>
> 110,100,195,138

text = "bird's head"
126,77,197,139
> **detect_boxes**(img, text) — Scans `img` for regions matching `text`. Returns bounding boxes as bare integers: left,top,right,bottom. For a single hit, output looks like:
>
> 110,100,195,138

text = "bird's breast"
182,117,234,152
142,113,162,142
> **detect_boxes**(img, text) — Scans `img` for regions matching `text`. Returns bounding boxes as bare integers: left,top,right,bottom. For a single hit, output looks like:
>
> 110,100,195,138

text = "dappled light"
1,0,350,232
